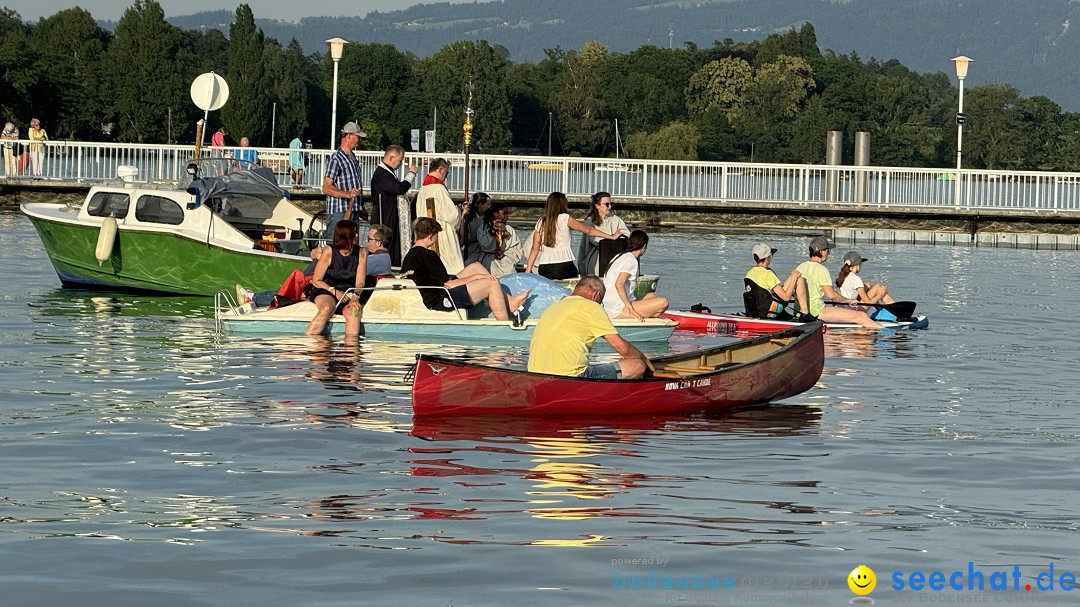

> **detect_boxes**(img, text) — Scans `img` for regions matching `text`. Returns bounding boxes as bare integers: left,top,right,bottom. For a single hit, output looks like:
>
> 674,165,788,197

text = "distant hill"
138,0,1080,111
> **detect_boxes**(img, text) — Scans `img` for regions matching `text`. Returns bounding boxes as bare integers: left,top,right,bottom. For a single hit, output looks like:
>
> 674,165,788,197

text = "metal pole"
826,130,842,202
330,59,340,151
271,102,276,147
854,131,870,203
955,78,965,207
548,112,552,156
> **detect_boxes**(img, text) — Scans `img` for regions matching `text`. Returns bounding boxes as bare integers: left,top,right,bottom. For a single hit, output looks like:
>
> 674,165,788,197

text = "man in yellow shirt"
528,276,651,379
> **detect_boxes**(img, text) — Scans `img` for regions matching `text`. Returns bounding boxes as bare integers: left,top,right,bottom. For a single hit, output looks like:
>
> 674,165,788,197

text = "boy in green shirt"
745,243,814,321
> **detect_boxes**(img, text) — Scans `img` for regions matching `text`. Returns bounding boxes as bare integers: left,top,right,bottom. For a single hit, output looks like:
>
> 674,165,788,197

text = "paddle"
829,300,916,319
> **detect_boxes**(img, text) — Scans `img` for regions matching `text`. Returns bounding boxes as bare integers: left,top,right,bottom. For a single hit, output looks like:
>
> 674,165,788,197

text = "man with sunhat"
745,242,814,321
795,236,882,329
322,121,367,240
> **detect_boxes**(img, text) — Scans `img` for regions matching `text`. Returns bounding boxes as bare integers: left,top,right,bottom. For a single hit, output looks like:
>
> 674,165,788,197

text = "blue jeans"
582,362,621,379
324,212,345,244
324,212,368,245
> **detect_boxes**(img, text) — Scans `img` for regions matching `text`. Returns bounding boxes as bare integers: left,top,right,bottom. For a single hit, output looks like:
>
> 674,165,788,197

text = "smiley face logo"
848,565,876,595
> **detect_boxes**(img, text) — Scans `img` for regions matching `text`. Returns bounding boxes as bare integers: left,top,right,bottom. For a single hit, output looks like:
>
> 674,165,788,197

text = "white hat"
752,243,777,260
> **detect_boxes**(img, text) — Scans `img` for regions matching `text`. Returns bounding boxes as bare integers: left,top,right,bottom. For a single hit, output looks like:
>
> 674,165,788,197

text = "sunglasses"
599,202,612,207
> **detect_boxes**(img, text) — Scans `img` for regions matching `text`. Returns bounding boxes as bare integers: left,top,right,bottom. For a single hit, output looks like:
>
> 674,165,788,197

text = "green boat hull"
28,215,309,296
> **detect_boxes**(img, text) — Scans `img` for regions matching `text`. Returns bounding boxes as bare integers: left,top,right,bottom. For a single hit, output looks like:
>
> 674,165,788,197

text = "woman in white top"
525,191,617,280
835,251,896,304
577,191,630,275
601,230,669,320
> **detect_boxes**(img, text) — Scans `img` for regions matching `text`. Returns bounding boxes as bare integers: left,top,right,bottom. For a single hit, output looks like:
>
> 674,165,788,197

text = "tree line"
2,1,1078,171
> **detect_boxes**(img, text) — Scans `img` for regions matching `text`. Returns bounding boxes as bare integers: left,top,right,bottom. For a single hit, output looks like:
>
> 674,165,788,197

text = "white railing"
5,139,1080,213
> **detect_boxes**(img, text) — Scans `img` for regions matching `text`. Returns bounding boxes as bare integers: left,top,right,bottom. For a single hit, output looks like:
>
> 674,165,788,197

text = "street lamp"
953,55,972,206
327,37,348,151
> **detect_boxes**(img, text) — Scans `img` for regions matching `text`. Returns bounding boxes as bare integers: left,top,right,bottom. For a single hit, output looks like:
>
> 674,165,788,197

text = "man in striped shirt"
321,121,367,240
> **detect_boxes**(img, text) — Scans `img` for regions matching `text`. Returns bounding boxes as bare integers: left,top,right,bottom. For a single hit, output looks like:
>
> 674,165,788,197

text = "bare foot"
507,288,532,312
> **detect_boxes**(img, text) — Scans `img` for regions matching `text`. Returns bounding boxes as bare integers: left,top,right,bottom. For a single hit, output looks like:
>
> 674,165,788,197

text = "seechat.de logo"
848,565,876,604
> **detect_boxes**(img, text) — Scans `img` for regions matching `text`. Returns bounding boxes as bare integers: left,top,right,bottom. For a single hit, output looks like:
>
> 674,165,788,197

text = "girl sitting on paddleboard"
835,251,896,305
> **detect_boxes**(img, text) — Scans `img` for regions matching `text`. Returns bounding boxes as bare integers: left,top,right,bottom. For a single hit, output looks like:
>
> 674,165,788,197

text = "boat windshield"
183,158,287,219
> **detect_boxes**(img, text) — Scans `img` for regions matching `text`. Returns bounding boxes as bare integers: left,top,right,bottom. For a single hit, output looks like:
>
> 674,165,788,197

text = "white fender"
95,216,118,265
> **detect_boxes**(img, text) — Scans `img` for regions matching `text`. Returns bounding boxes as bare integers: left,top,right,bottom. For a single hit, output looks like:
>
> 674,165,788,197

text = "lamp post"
327,37,347,151
953,55,972,206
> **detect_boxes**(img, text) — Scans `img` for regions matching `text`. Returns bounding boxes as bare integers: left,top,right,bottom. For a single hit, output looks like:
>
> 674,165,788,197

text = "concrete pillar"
854,131,870,203
825,130,842,202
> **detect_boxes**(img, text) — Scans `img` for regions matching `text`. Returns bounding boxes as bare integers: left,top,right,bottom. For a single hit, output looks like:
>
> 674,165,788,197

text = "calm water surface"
2,209,1079,606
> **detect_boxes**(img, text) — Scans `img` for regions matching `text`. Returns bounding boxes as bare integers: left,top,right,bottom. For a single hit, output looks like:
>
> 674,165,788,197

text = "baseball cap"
341,121,367,138
751,243,777,260
842,251,868,266
809,236,834,251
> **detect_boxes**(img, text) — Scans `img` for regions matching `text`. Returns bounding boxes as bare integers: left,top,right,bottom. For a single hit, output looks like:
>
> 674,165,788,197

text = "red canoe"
410,322,824,416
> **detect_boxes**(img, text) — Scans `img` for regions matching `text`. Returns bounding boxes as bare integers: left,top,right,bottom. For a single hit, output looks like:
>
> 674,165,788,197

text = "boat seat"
363,278,467,321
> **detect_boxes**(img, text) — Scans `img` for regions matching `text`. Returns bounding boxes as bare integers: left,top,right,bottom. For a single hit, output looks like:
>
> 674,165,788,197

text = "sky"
13,0,470,21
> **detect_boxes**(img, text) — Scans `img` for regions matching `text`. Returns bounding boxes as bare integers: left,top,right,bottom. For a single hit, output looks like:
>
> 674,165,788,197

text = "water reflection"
823,329,919,360
287,406,826,546
30,288,211,319
409,406,822,442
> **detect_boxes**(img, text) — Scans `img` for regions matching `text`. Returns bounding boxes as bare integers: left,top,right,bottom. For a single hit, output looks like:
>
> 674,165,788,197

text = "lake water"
3,208,1079,606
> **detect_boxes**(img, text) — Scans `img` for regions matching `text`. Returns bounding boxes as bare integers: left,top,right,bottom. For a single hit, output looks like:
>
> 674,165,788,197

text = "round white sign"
190,72,229,111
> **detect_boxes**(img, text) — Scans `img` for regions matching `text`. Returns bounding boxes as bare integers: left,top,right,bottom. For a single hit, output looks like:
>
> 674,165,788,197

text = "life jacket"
743,278,792,320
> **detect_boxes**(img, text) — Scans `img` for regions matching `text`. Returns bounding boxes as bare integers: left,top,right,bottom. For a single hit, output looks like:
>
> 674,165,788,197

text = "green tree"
264,38,310,147
335,42,416,150
505,59,560,153
175,28,230,142
29,8,110,139
858,73,948,166
625,121,700,161
221,4,270,145
733,55,815,161
692,106,738,161
685,57,751,119
754,23,821,66
0,10,37,124
414,41,512,153
1051,113,1080,171
785,95,839,163
548,42,608,155
601,46,696,137
964,84,1026,170
104,0,183,142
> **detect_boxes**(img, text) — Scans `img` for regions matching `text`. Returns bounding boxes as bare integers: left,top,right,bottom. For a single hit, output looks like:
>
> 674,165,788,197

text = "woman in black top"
307,220,367,336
